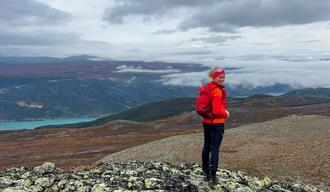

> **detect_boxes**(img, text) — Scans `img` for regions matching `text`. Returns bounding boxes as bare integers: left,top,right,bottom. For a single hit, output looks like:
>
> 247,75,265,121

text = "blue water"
0,117,98,131
233,96,249,98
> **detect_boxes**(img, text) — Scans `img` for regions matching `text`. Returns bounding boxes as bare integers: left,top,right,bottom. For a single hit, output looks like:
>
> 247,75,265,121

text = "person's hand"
225,110,230,118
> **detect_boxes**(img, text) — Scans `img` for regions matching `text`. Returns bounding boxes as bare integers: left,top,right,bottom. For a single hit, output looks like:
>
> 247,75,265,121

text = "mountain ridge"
32,88,330,130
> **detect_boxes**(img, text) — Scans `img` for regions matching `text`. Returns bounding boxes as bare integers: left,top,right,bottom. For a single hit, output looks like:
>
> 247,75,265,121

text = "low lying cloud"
157,60,330,89
156,71,207,87
114,65,181,73
226,61,330,89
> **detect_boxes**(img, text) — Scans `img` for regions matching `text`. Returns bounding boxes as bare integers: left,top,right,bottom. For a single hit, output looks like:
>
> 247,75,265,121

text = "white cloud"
157,71,207,87
158,60,330,89
114,65,181,73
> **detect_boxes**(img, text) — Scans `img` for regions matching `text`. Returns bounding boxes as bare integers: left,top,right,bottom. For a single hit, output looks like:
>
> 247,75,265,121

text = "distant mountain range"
0,55,109,65
0,55,324,121
35,87,330,129
282,87,330,98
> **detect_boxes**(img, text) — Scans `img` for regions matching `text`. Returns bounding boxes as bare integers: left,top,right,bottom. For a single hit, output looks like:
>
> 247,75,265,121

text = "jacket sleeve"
212,88,228,118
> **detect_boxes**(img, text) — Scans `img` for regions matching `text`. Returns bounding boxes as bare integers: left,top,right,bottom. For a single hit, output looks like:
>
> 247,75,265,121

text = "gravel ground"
1,161,325,192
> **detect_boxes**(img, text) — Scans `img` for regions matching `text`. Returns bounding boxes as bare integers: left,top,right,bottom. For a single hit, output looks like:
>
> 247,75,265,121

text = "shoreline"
0,115,104,123
0,116,104,133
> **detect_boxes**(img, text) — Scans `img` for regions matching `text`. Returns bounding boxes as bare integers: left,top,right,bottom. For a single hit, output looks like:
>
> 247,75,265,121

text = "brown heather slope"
96,115,330,190
0,102,329,171
0,120,202,170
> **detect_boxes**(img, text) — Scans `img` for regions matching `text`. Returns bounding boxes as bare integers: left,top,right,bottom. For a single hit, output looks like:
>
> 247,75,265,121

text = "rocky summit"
0,161,325,192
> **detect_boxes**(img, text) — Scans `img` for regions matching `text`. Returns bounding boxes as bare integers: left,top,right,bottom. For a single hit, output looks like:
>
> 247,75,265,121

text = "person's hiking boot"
202,168,211,182
210,170,218,185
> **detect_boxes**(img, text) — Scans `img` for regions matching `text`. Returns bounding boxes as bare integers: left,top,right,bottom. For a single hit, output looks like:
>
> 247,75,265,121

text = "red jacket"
202,81,228,124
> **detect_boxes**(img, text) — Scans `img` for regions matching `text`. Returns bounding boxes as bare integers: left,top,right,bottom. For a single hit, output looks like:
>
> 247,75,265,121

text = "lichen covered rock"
0,161,326,191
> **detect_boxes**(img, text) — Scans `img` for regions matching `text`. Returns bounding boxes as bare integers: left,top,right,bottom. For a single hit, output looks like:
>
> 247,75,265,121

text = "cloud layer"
104,0,329,32
115,65,181,73
0,0,328,89
158,60,330,89
0,0,72,26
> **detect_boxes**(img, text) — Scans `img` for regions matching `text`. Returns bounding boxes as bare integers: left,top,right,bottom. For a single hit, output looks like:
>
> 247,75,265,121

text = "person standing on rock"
196,67,230,184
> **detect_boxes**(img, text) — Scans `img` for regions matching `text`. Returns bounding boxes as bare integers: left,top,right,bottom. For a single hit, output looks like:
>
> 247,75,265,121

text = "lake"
0,92,286,131
0,117,99,131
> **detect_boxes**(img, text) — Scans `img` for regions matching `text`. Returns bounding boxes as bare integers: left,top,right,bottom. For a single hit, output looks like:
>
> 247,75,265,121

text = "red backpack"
196,83,218,119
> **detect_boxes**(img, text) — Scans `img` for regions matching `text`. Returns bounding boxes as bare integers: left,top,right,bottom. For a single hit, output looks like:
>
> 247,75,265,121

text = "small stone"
192,167,203,175
236,186,255,192
51,184,59,191
227,181,240,190
57,179,67,189
64,179,77,191
74,180,84,188
261,177,271,186
33,162,55,175
91,182,111,192
34,177,54,188
0,176,15,186
144,178,161,189
20,172,31,179
29,185,44,192
2,187,28,192
16,178,32,187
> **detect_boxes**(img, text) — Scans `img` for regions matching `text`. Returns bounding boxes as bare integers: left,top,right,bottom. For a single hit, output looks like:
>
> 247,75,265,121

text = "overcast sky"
0,0,329,88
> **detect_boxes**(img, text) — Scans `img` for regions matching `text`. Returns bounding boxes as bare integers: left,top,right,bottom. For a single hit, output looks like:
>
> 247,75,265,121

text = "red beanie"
211,67,225,79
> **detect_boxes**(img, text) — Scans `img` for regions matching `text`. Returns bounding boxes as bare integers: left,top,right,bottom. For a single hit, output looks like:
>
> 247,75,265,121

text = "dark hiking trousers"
202,122,224,172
